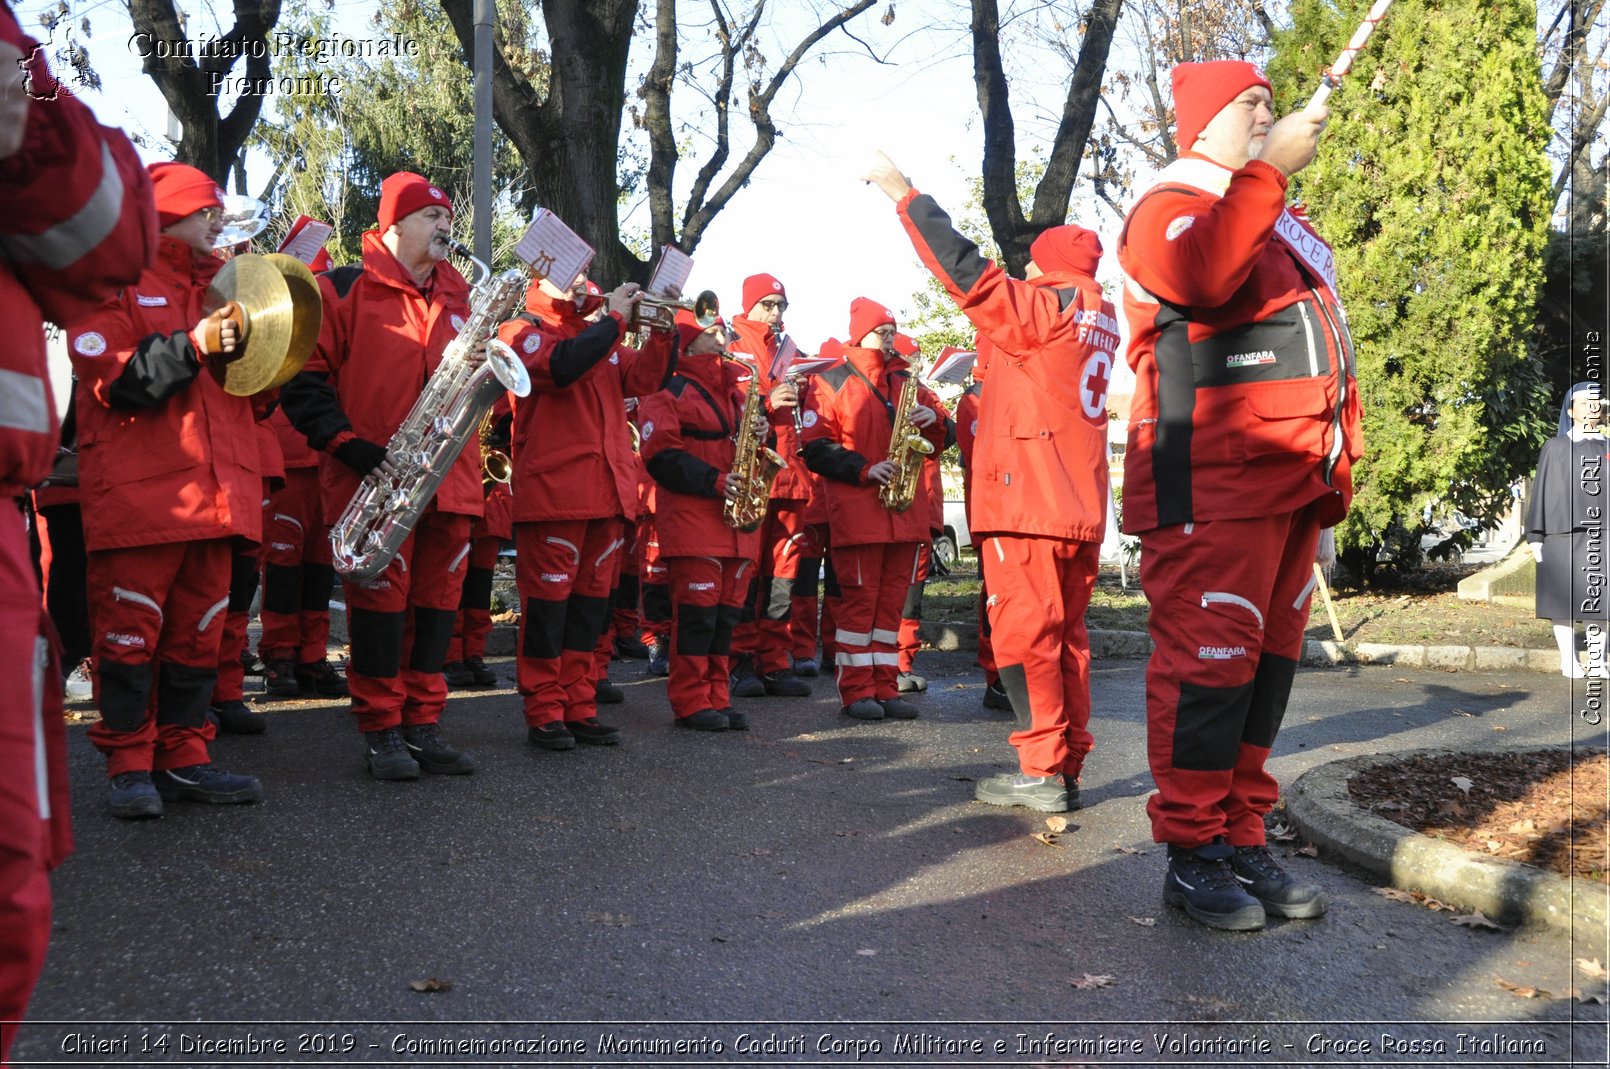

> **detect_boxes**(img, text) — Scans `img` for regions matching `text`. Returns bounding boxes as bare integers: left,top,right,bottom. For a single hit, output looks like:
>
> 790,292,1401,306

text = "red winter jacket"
499,286,674,523
799,346,948,548
282,230,481,525
898,190,1114,543
269,405,319,470
0,24,154,499
67,238,264,551
636,350,760,560
728,315,813,503
1117,154,1363,532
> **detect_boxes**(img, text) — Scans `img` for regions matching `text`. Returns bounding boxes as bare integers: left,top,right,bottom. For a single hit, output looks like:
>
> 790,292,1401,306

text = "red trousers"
666,555,750,718
733,500,807,674
610,524,641,642
637,512,670,642
341,510,471,733
212,539,264,704
259,467,335,665
830,542,919,705
86,540,232,773
980,535,1099,780
591,528,628,683
789,522,828,661
896,541,933,673
514,518,621,727
1,511,71,1065
448,533,502,663
1139,506,1322,847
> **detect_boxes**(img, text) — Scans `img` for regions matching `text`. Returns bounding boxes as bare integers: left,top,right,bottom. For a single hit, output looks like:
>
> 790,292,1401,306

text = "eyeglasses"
757,299,788,312
870,326,897,339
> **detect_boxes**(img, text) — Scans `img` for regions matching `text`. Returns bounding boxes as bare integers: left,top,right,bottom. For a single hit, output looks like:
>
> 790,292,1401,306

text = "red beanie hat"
1029,225,1103,278
742,273,787,313
847,296,896,345
1171,60,1272,153
148,162,223,229
377,171,453,232
576,279,604,317
674,307,726,354
891,332,919,358
309,249,333,273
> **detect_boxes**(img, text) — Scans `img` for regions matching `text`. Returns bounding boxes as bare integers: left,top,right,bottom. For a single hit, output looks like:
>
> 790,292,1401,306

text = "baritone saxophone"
878,369,935,513
329,242,531,580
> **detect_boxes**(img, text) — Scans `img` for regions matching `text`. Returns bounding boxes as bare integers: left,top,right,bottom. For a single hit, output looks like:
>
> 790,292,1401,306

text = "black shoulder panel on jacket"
326,265,363,300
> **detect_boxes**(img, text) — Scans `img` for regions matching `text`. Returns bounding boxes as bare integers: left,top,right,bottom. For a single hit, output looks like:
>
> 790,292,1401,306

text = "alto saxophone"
878,369,936,513
723,360,784,532
329,243,532,580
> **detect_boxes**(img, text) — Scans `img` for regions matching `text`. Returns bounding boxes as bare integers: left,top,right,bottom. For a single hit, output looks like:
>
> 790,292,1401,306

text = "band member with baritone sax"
799,299,948,722
282,171,480,782
636,310,765,731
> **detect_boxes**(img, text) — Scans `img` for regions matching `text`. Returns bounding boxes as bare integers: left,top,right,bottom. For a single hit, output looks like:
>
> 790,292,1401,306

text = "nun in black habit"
1526,382,1609,678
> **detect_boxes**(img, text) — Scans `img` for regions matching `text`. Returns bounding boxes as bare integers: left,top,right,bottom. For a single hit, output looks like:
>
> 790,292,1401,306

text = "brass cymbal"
205,253,324,397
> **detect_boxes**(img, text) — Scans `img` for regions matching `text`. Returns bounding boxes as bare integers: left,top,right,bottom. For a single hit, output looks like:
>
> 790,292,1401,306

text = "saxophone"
330,243,532,580
878,369,936,513
723,360,784,532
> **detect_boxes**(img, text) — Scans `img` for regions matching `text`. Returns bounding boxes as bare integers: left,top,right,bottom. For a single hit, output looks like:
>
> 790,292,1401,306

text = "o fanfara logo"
523,334,541,354
451,315,466,332
1165,216,1196,241
429,187,444,200
771,281,783,291
641,420,655,439
73,332,107,357
609,353,619,365
1198,644,1248,660
970,418,979,437
800,410,818,429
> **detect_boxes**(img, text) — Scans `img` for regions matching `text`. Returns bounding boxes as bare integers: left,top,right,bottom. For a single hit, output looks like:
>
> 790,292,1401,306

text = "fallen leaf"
1450,775,1473,794
1267,822,1298,841
1576,991,1607,1005
1127,916,1156,927
855,948,877,957
586,911,635,927
1070,973,1116,990
1452,911,1504,931
1031,832,1061,848
1296,843,1319,857
1496,977,1548,999
711,935,729,943
1114,844,1147,855
1045,816,1071,833
1374,887,1417,903
1492,725,1509,732
409,978,453,993
750,848,773,856
1508,819,1536,834
1452,709,1474,718
1578,958,1608,980
1486,840,1503,853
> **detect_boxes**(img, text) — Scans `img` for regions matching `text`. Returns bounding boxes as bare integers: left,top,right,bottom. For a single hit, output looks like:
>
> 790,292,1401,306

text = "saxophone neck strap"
846,363,897,425
680,375,732,439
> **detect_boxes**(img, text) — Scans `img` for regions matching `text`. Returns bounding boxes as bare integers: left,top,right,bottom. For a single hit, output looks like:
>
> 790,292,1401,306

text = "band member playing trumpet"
727,273,813,699
496,273,673,751
799,299,948,721
67,163,266,815
282,171,479,782
636,311,764,731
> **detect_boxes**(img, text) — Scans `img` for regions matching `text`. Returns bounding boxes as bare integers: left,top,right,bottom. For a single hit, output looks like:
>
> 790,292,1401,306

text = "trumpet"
635,289,720,330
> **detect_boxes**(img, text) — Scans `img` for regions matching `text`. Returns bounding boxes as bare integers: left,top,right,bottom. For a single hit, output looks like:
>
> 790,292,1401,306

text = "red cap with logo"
1171,60,1273,154
847,297,896,346
148,162,223,230
377,171,453,231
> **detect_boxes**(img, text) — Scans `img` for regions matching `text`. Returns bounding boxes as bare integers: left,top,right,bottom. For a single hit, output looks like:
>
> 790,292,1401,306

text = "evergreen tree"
1268,0,1554,580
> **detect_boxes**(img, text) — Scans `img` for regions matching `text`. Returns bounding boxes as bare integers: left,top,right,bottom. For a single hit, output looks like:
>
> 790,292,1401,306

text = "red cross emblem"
1080,351,1113,419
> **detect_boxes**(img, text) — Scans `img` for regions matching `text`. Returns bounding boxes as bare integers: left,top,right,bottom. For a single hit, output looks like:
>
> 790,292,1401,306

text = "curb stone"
1285,748,1607,946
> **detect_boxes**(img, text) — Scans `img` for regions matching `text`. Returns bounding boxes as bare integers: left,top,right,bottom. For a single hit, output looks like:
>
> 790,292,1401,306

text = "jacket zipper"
1307,289,1350,485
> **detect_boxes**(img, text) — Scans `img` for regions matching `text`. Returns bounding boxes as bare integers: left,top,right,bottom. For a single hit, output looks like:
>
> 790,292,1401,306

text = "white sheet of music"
279,220,333,265
926,349,978,384
515,210,595,285
646,245,694,297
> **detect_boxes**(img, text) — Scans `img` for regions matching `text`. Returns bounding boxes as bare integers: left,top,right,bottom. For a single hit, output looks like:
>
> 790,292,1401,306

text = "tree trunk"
971,0,1123,274
128,0,282,182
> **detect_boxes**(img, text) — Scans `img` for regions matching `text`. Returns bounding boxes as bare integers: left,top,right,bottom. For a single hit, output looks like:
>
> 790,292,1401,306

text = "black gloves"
334,437,390,477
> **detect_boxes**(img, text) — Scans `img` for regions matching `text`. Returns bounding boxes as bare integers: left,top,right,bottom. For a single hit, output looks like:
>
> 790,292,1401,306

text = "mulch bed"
1348,749,1608,884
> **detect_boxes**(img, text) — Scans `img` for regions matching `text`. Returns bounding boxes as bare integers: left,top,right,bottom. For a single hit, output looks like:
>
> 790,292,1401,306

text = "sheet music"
647,245,694,297
278,217,333,265
514,209,596,285
772,336,840,378
926,347,978,385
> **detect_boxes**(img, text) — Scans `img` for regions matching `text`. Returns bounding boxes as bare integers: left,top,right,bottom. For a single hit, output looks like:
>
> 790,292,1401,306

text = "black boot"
1163,839,1266,931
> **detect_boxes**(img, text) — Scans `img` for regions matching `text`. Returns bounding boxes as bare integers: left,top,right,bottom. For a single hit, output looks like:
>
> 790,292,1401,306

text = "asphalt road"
12,652,1609,1068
